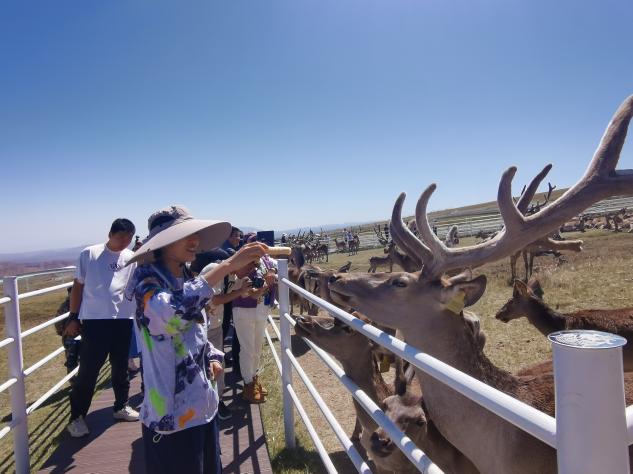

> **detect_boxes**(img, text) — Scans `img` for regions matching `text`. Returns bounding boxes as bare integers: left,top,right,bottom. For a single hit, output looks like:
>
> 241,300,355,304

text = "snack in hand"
266,246,292,257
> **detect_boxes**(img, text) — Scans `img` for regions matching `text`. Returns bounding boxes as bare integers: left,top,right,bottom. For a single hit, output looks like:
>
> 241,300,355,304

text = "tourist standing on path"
231,233,278,404
65,218,140,438
125,205,267,474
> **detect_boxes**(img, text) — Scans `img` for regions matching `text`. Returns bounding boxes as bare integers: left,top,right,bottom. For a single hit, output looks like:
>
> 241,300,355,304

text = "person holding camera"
64,218,139,438
231,234,278,404
125,205,267,474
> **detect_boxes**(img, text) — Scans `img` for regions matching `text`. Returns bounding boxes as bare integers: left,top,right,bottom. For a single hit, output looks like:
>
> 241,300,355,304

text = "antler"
373,224,390,246
395,94,633,280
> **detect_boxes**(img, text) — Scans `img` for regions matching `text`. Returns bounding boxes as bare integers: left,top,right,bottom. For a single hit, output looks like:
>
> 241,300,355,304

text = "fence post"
278,260,296,449
549,330,629,474
4,276,30,474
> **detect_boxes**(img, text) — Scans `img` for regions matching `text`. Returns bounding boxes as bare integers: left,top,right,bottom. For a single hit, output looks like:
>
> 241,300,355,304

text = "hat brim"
127,220,232,266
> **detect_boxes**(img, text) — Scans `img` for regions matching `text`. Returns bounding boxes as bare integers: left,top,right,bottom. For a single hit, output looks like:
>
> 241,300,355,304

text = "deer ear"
513,279,529,298
527,277,544,299
441,275,487,312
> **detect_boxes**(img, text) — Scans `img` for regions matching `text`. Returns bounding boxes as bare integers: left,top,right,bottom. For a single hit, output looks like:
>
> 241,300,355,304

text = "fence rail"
1,267,76,474
271,260,632,473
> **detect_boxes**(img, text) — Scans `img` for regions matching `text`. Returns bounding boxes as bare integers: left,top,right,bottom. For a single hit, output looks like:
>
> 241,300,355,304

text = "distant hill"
0,246,86,264
0,188,572,276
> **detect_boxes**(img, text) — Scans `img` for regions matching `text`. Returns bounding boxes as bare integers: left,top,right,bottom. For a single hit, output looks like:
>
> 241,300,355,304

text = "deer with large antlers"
326,96,633,473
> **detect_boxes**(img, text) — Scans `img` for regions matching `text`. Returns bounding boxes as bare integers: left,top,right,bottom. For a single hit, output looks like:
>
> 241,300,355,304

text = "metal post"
4,277,29,474
278,260,296,448
549,330,629,474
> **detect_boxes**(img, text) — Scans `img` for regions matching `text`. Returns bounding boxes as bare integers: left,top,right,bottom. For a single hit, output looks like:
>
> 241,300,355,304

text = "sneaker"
217,402,231,421
67,416,89,438
113,405,140,422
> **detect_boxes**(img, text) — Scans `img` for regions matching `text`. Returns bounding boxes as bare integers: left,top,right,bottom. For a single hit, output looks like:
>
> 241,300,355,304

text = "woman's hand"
208,361,223,380
227,243,268,273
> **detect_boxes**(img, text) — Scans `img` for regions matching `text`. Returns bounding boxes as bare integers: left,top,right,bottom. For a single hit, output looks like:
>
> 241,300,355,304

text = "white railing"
271,260,632,474
1,267,77,474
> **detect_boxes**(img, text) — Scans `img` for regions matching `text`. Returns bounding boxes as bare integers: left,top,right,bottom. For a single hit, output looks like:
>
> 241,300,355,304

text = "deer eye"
392,279,407,288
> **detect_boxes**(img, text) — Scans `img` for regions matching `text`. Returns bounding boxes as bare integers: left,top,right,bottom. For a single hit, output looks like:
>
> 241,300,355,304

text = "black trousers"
142,418,222,474
69,319,132,420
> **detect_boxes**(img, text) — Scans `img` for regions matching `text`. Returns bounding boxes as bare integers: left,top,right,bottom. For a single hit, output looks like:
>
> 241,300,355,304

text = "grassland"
260,229,633,473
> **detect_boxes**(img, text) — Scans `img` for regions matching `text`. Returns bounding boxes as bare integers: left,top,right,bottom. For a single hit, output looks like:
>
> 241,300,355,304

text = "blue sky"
2,0,632,252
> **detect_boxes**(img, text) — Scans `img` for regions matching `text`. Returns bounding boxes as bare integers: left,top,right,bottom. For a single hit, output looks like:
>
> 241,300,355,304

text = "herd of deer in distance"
277,95,633,473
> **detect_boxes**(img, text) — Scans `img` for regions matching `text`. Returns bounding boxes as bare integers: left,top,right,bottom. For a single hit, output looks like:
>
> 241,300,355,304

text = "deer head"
328,94,633,338
495,278,545,322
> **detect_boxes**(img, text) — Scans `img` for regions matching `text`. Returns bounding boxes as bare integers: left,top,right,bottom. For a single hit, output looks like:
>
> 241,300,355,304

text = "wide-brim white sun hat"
127,205,231,266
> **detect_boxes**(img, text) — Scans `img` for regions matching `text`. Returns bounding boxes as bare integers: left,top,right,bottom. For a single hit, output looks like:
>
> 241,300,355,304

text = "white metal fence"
1,267,78,474
270,260,633,473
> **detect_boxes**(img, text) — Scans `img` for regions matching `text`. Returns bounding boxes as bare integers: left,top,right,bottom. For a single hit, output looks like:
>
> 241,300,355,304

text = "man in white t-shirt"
65,218,140,438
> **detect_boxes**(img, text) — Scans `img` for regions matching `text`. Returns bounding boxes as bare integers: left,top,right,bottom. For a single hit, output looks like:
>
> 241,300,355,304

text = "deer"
444,225,459,248
334,237,347,253
509,175,583,282
294,313,478,474
325,95,633,474
497,278,633,372
373,224,421,272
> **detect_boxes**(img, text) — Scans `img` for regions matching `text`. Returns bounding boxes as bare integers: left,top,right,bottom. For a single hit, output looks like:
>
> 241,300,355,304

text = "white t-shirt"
200,263,237,330
75,243,136,320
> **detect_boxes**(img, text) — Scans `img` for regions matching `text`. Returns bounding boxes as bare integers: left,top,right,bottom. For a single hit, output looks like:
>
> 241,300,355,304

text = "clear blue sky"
2,0,632,252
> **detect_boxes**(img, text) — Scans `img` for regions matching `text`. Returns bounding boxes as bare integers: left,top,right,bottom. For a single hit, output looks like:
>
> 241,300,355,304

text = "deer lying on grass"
294,314,478,474
497,278,633,372
327,95,633,474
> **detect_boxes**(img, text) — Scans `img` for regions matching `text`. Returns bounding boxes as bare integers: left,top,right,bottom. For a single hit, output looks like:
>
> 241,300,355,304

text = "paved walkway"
39,363,272,473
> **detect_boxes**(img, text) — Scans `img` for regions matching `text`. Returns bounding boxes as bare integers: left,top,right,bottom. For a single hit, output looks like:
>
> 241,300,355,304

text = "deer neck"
337,344,392,432
401,310,540,473
523,298,567,336
339,345,391,403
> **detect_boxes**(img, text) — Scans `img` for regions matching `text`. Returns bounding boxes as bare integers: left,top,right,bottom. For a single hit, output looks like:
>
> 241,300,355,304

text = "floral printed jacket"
125,263,223,434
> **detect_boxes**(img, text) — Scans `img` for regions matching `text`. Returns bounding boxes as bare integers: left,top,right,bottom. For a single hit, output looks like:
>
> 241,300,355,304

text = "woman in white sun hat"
125,205,267,474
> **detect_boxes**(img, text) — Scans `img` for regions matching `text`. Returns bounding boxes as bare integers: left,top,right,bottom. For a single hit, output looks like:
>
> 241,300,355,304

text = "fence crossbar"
0,296,10,306
15,267,75,281
0,377,18,394
285,382,338,474
283,346,373,473
0,337,15,349
18,281,73,300
282,312,443,474
267,316,371,473
27,366,79,415
23,345,66,377
265,329,282,373
0,422,15,441
21,312,69,339
282,277,558,449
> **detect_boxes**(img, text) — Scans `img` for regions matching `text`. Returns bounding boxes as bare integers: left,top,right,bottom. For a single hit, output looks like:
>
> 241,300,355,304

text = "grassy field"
260,229,633,473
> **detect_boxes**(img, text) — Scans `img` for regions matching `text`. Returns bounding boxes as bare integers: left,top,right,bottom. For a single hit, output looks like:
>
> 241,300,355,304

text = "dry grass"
261,230,633,472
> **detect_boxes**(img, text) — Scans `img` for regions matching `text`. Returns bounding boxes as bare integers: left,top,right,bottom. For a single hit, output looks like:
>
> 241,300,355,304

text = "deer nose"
370,432,391,451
